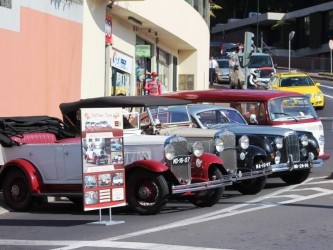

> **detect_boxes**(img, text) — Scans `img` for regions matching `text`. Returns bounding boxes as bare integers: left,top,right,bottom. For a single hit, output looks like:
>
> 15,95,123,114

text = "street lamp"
288,31,295,72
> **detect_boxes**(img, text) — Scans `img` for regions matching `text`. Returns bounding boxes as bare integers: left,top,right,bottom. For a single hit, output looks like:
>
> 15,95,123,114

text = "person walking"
209,56,218,85
144,71,162,96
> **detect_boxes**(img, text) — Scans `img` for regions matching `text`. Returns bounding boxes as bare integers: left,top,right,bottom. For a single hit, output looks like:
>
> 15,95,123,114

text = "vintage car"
0,97,232,215
136,103,272,195
84,146,109,165
163,90,325,184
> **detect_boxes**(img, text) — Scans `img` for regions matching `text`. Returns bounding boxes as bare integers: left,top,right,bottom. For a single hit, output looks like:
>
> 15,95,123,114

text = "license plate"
293,163,309,169
255,162,270,169
172,156,191,165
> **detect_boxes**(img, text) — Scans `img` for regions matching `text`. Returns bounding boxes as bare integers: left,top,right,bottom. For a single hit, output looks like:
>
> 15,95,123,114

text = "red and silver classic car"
0,96,232,215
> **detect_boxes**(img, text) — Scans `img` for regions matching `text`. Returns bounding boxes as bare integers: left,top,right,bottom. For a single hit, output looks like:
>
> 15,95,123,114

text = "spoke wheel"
126,170,169,215
189,167,224,207
3,170,34,211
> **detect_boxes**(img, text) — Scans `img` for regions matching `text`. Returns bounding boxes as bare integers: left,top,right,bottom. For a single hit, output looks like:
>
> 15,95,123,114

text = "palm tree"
209,0,222,18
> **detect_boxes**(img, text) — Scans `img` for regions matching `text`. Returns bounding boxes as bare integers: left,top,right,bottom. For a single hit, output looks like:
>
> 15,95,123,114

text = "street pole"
256,0,259,48
288,31,295,72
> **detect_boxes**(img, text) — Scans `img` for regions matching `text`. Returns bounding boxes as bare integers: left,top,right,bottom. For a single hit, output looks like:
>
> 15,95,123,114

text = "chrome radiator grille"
285,133,300,162
169,137,191,183
218,131,237,171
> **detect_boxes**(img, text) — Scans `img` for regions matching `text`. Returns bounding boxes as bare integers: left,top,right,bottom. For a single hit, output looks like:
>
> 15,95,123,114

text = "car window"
248,55,273,68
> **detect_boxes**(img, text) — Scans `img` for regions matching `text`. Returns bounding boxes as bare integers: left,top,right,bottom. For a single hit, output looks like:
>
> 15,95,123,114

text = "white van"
229,53,276,89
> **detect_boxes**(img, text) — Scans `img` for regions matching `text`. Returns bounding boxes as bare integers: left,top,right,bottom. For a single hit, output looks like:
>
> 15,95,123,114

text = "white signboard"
111,50,132,74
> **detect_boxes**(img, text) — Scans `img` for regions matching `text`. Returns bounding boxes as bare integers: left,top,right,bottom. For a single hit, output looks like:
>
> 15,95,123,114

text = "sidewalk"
308,72,333,82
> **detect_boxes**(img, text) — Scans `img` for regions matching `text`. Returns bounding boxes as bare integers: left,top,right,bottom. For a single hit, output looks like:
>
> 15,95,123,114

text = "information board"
81,108,126,211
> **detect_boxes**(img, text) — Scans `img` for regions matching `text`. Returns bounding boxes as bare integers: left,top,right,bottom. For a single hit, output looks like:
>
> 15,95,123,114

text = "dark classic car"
163,90,324,184
137,103,272,195
0,96,232,215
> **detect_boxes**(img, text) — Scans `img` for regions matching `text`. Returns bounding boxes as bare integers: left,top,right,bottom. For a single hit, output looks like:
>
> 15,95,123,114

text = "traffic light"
243,31,255,66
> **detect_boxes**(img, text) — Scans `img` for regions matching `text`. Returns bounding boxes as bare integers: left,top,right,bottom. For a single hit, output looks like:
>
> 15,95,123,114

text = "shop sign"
81,108,126,211
135,45,151,58
112,51,132,74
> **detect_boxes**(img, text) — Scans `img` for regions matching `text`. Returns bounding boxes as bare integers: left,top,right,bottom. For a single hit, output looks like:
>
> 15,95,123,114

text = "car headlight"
215,138,224,152
239,135,249,150
164,144,175,160
192,141,204,157
274,137,283,149
300,134,309,146
318,135,325,146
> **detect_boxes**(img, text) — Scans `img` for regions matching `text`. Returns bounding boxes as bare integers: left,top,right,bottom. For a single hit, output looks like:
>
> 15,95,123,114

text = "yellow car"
270,71,325,109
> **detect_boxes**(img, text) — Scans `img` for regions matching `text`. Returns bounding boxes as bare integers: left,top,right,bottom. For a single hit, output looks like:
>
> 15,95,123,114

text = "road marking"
0,240,232,250
0,176,332,250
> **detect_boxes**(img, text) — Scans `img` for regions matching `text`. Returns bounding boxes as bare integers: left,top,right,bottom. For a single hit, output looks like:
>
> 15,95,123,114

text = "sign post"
81,107,126,226
329,40,333,74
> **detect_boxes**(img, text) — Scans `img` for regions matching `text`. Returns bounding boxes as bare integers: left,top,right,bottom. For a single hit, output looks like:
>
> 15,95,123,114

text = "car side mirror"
315,82,321,86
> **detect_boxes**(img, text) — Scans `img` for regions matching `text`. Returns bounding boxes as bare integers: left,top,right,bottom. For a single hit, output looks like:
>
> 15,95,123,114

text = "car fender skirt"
3,159,42,194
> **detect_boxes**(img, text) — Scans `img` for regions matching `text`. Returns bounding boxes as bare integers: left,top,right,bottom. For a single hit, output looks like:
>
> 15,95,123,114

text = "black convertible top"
59,95,191,131
0,116,75,147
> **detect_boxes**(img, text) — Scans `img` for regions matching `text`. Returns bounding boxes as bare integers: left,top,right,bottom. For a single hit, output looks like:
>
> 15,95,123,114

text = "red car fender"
1,159,43,194
191,153,224,181
125,159,170,173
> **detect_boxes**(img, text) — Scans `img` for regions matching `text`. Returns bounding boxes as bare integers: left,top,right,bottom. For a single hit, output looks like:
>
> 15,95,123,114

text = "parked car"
215,58,230,84
0,96,232,215
269,71,325,109
137,103,272,195
163,90,326,184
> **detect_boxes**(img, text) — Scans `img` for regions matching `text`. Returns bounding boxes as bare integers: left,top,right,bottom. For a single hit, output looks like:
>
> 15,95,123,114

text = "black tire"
189,167,224,207
230,84,235,89
126,170,169,215
280,169,311,184
3,170,35,211
233,176,267,195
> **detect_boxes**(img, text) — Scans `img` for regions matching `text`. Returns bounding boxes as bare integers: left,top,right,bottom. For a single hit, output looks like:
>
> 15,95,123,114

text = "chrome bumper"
172,175,233,194
231,168,272,181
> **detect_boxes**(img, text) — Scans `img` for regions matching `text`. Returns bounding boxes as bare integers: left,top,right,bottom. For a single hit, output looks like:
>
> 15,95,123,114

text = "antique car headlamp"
164,143,175,160
300,134,309,146
239,135,249,150
274,137,283,149
318,135,325,146
274,151,281,164
192,141,204,158
215,138,224,153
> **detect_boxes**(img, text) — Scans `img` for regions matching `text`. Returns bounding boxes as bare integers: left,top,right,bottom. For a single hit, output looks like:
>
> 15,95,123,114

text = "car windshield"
150,105,191,124
280,76,314,87
195,109,247,128
268,97,318,121
248,55,273,68
218,60,229,68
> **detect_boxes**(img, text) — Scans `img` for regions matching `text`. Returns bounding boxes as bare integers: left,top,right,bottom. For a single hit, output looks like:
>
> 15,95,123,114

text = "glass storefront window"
157,48,170,93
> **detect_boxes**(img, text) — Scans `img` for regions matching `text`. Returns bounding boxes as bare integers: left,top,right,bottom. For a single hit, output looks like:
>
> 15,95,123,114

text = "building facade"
0,0,210,118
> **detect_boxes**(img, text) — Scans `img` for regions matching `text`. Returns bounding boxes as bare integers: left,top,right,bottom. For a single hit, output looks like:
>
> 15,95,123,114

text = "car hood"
223,124,292,136
159,127,218,138
278,86,322,95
